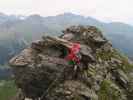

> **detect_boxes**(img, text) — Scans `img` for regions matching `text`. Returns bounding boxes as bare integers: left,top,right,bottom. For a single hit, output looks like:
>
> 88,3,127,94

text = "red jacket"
65,43,81,64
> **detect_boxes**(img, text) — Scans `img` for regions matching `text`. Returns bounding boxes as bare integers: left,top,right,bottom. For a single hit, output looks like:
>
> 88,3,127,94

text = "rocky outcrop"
10,25,133,100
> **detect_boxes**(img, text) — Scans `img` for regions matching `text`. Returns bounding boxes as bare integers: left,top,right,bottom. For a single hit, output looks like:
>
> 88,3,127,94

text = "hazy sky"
0,0,133,23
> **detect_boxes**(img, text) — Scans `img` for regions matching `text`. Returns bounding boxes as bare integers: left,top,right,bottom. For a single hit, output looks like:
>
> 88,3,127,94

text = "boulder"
10,25,133,100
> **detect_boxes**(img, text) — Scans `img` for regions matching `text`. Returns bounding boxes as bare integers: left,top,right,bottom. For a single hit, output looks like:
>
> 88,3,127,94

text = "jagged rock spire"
10,25,133,100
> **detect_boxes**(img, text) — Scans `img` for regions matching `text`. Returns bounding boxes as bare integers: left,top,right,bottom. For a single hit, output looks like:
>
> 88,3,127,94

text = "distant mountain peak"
0,12,7,16
63,12,79,16
26,14,44,21
57,12,83,18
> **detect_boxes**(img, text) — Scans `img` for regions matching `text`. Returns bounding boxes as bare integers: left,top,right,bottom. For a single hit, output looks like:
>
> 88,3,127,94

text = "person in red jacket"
65,43,81,65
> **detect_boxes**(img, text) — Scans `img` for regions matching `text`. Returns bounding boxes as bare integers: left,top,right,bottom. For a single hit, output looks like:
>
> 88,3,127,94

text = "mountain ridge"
10,25,133,100
0,12,133,65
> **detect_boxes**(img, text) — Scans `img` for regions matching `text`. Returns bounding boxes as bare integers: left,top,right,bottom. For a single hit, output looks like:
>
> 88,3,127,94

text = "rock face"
10,25,133,100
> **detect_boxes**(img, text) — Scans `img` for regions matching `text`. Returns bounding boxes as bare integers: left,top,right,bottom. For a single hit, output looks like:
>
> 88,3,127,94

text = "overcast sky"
0,0,133,24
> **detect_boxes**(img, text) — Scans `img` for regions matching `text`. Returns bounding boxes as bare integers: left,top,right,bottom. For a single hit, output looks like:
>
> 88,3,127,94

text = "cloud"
0,0,132,23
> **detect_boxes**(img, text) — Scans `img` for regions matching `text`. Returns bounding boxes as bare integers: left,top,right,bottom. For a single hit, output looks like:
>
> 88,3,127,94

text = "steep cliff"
10,25,133,100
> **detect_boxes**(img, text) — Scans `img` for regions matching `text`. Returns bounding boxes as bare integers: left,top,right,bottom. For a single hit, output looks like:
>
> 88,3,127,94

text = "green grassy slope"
0,80,17,100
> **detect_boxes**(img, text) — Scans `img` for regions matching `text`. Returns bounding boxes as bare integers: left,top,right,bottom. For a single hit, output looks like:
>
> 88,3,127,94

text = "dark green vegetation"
98,79,122,100
95,48,133,100
0,64,16,100
0,80,17,100
0,12,133,65
96,49,133,72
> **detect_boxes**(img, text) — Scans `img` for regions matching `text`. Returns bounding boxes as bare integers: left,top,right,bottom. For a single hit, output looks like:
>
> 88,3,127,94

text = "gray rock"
10,25,133,100
113,69,129,89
